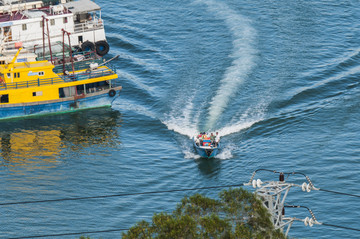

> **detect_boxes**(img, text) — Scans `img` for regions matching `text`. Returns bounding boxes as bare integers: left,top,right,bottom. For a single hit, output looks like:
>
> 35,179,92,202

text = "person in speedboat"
195,136,200,146
210,133,216,146
215,132,220,147
196,132,212,147
195,132,205,146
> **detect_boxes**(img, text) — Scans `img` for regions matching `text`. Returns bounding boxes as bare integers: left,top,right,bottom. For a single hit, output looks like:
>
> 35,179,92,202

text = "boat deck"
0,12,28,22
0,7,71,23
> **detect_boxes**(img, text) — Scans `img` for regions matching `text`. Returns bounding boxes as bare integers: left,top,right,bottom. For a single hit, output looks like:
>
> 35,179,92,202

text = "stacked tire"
81,40,110,56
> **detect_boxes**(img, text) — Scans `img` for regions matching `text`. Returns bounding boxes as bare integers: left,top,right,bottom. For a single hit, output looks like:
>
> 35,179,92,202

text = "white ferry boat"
0,0,110,57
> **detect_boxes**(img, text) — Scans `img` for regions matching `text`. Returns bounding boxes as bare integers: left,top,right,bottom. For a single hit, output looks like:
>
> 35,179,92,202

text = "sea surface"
1,0,360,238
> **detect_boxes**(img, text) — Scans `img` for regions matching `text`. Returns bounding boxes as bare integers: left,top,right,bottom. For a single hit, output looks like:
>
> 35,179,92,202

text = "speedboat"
193,134,220,158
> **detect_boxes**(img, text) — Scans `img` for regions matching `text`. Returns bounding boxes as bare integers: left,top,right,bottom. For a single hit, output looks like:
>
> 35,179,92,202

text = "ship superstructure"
0,0,109,57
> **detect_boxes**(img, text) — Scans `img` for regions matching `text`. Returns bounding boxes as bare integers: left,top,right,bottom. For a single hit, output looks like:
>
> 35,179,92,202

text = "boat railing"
52,55,103,73
74,19,104,33
0,67,116,91
68,67,115,82
1,77,64,90
0,20,104,49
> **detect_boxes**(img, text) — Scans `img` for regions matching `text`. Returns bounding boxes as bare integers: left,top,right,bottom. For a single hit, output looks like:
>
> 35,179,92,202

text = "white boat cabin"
0,0,108,56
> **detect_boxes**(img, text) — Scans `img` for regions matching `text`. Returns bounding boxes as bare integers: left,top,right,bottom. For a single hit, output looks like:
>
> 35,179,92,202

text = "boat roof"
1,0,42,5
0,60,53,71
0,13,26,24
16,60,52,68
23,9,47,18
0,8,62,24
63,0,100,14
0,0,100,23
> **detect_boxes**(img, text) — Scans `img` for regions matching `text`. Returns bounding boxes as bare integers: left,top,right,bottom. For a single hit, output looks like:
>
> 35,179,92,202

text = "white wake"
217,102,267,137
162,97,199,138
162,0,259,139
196,0,258,130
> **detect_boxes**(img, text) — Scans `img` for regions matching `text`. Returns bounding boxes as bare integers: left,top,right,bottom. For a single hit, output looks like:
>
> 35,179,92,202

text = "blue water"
1,0,360,238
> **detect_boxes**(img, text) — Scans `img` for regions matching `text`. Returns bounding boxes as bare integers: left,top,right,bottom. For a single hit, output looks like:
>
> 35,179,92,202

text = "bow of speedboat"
193,136,220,158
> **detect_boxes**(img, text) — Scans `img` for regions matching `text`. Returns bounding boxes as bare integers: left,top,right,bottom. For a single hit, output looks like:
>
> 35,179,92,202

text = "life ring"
81,41,95,52
95,40,110,56
108,89,116,97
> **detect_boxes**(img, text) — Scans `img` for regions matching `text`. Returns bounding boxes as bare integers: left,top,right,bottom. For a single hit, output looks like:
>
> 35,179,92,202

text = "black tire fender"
95,40,110,56
108,89,116,97
81,41,95,52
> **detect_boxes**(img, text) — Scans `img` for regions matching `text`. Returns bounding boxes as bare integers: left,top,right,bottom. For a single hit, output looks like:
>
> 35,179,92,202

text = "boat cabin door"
3,27,12,42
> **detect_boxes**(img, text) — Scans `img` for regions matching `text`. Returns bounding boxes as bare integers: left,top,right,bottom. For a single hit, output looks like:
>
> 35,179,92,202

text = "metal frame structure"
42,15,53,64
62,28,74,74
245,169,322,237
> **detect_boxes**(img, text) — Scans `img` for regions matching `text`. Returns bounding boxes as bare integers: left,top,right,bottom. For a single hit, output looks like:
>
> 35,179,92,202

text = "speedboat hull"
193,138,220,158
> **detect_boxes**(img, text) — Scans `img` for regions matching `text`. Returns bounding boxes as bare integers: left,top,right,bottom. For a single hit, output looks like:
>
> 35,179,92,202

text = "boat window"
22,24,27,31
85,83,95,93
59,88,65,98
3,26,11,42
38,72,44,76
14,73,20,78
6,73,10,78
32,91,43,97
0,94,9,103
76,85,85,95
63,17,68,24
0,61,4,65
59,86,75,98
85,81,110,93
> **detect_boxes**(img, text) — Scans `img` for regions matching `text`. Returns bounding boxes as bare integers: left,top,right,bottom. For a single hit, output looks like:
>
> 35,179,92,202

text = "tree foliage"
122,188,285,239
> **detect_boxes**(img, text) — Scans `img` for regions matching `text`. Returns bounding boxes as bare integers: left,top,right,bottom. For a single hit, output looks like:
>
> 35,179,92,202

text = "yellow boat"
0,48,121,119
